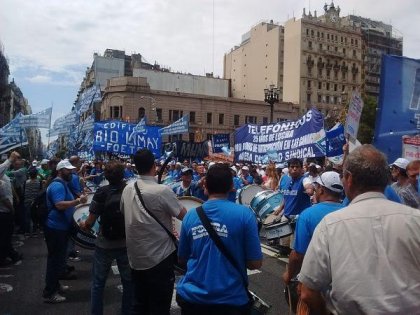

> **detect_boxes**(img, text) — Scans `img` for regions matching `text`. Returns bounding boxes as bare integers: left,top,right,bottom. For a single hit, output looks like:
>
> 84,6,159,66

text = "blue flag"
159,114,189,136
326,123,346,157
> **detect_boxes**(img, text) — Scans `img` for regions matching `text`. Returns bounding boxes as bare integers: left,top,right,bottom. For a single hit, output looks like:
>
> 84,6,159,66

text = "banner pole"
47,102,53,151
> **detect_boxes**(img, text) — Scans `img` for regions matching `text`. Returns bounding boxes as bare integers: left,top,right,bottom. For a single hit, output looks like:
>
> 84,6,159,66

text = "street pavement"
0,233,290,315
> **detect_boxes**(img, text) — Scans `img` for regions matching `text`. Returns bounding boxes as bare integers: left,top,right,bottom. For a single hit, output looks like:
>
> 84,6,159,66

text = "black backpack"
99,184,126,240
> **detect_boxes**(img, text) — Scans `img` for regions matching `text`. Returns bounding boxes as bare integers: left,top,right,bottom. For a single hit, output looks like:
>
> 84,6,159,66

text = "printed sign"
402,135,420,161
326,123,346,157
93,121,161,157
345,91,364,141
19,107,52,129
212,134,230,153
234,109,325,163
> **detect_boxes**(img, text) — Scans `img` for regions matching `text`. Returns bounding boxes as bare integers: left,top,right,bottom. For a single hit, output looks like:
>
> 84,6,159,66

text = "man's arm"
282,250,304,284
246,260,262,270
176,207,187,220
300,284,329,315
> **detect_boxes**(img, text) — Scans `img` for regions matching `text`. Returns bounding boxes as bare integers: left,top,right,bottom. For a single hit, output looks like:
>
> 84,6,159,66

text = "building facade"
223,21,284,102
283,3,363,115
101,77,298,143
344,15,403,99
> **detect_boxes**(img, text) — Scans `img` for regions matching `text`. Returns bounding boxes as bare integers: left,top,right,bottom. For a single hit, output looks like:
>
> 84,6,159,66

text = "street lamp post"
264,85,279,123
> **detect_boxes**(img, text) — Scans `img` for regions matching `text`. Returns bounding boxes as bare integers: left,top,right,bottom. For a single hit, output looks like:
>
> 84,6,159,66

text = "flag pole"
47,102,53,151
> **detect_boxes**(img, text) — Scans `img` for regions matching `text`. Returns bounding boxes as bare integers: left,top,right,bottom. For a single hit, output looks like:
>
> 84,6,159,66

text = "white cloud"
26,75,52,84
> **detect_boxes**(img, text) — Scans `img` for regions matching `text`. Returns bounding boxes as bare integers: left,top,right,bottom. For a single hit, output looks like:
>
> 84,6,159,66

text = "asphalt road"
0,233,290,315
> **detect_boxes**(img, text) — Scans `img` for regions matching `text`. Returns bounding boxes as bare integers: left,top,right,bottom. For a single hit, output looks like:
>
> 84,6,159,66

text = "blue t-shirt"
342,185,402,206
241,175,254,186
228,176,243,202
294,202,343,254
173,182,198,197
90,168,104,186
124,169,135,179
177,199,262,306
68,173,83,197
279,175,311,217
46,179,76,231
193,185,208,201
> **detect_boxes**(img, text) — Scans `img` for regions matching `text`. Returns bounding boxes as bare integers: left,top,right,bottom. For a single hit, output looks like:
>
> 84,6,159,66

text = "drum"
71,203,99,250
237,185,264,206
265,221,293,240
174,196,203,236
250,191,284,222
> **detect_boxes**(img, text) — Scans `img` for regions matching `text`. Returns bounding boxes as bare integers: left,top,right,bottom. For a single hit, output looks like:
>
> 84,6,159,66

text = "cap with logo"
314,171,343,193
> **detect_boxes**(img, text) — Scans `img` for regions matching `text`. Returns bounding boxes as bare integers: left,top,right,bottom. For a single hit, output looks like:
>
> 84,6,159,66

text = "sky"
1,0,420,140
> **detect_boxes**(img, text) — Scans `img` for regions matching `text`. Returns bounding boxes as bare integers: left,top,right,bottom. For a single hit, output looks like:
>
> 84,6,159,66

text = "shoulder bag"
134,181,186,274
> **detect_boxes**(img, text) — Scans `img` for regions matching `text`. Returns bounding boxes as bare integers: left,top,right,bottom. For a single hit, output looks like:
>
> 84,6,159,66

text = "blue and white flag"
0,113,23,137
159,114,189,136
48,111,78,137
20,107,52,129
212,134,230,153
133,116,147,133
374,55,420,162
326,123,346,157
0,129,28,155
234,108,325,163
80,114,95,133
76,85,101,114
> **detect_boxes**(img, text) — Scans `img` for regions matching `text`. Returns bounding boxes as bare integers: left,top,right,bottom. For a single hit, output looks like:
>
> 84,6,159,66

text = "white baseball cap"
314,171,343,193
56,160,76,171
242,166,249,171
230,166,237,173
391,158,410,170
40,159,49,165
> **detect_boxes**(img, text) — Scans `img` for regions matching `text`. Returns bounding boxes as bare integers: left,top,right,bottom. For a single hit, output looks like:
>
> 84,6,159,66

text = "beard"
62,172,73,182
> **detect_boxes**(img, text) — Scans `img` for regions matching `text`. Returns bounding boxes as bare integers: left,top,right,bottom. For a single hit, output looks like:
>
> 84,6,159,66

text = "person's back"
177,164,262,315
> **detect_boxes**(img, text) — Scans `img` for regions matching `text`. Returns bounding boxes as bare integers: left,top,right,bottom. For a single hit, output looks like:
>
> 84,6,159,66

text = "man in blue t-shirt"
173,168,198,197
228,166,243,202
177,164,263,314
239,166,253,186
123,163,135,180
282,171,344,285
43,160,88,303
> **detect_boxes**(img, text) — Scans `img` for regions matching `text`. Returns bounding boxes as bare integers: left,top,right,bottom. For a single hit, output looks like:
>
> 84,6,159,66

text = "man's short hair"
104,161,125,185
288,158,303,168
206,164,233,195
133,149,155,175
343,145,388,193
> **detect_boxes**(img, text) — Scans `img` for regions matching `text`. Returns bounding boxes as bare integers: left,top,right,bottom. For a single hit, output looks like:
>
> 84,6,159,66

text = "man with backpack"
43,160,88,303
80,160,133,315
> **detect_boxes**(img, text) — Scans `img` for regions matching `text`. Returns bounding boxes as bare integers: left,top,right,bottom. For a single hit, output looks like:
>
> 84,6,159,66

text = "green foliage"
357,95,377,144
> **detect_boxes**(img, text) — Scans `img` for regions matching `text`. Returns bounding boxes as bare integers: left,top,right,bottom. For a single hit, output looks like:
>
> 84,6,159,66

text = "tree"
357,95,377,144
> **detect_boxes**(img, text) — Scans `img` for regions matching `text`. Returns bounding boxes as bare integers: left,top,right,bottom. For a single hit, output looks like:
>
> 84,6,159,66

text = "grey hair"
343,144,388,193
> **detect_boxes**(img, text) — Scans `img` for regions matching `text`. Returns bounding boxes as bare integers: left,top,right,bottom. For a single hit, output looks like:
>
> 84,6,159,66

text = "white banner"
402,135,420,161
0,113,22,137
20,107,52,128
48,111,78,136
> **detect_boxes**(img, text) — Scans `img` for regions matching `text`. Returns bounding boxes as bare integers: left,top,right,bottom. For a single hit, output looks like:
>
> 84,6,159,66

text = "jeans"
0,212,19,262
91,246,133,315
43,227,69,297
130,252,176,315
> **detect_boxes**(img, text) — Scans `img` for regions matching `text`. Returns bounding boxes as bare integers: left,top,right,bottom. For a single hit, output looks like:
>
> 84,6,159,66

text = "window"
343,48,346,55
326,95,330,103
311,30,314,36
318,82,322,89
190,111,195,123
234,115,240,126
206,134,213,141
321,32,324,38
138,107,145,120
111,106,122,119
327,34,330,40
308,41,312,49
189,133,195,142
327,69,331,78
307,80,311,88
317,31,320,37
307,94,311,102
326,83,330,90
155,108,162,122
318,94,322,102
169,110,183,122
355,39,358,46
245,116,257,124
219,113,224,125
334,84,337,91
207,112,212,124
342,85,346,91
351,38,354,45
263,117,268,125
353,50,356,57
306,28,309,35
319,43,322,50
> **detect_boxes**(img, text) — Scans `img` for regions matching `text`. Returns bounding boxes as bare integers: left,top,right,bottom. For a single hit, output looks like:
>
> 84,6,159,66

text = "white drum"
72,203,99,249
174,196,203,236
237,185,264,206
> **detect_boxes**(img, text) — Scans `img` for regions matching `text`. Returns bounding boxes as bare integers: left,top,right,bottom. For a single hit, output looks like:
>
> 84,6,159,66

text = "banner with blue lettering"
0,129,28,155
326,123,346,157
20,107,52,129
212,134,230,153
234,108,325,163
93,121,161,157
159,114,189,136
0,113,23,137
374,55,420,162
